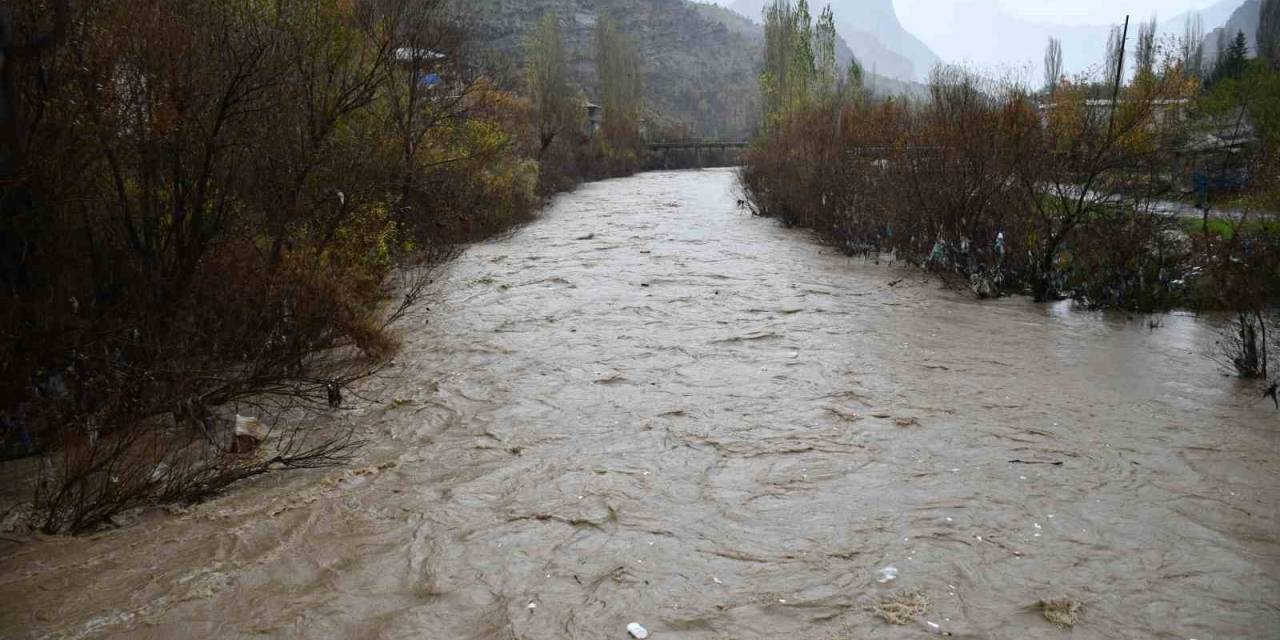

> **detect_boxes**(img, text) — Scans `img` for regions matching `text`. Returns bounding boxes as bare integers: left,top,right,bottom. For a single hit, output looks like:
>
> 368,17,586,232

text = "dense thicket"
0,0,552,532
742,2,1279,378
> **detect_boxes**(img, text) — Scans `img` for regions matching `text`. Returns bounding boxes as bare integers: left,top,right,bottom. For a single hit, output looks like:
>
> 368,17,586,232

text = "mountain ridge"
1204,0,1261,64
472,0,764,138
471,0,924,139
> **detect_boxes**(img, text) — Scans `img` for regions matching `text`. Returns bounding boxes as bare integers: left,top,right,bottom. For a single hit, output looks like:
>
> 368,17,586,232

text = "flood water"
2,169,1277,639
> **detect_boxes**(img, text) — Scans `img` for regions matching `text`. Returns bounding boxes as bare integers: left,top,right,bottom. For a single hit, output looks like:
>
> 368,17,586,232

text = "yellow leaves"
461,119,509,156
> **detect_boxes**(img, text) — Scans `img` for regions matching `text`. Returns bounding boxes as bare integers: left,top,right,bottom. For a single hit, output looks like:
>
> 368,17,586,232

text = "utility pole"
1106,15,1130,141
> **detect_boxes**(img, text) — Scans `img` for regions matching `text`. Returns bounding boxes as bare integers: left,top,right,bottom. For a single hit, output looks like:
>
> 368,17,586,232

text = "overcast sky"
705,0,1236,76
706,1,1224,28
894,0,1233,74
893,0,1223,32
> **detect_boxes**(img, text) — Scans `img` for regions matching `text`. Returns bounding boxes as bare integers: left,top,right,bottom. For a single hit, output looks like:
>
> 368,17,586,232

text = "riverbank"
3,170,1275,639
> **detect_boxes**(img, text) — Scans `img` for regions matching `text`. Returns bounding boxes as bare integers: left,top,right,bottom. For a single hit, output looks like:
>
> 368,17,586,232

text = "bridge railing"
646,140,750,150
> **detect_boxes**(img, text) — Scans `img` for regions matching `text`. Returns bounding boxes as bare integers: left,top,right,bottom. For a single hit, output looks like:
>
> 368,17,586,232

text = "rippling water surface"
2,169,1277,639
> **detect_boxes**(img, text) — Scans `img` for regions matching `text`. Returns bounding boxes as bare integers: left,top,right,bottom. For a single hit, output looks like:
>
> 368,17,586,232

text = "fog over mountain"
471,0,927,139
890,0,1245,78
707,0,1252,80
1204,0,1262,64
725,0,940,81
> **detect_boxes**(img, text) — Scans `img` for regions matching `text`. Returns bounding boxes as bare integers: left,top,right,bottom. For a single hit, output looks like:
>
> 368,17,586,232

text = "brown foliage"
741,63,1197,307
0,0,541,532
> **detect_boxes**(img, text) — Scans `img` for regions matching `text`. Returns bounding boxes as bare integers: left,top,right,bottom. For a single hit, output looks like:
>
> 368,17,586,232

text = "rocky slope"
470,0,921,139
472,0,766,139
1204,0,1261,64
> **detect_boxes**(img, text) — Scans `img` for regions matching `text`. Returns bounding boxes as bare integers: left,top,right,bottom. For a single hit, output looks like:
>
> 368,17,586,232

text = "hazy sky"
706,1,1223,28
705,0,1236,76
893,0,1231,74
894,0,1222,31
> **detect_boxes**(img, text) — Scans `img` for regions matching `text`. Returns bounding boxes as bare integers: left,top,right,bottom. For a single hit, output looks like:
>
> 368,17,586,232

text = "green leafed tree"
813,5,838,99
790,0,815,108
761,0,830,126
843,58,865,99
1210,30,1251,86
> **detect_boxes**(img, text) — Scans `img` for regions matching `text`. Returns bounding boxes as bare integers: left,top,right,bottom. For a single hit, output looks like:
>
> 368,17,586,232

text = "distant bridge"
644,140,749,170
646,140,749,151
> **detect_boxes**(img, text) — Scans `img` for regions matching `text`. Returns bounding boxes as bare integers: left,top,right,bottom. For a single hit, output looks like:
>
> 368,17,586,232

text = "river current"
1,169,1276,639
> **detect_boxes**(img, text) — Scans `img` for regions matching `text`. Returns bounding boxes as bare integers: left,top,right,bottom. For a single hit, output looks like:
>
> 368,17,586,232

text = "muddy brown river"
2,169,1277,639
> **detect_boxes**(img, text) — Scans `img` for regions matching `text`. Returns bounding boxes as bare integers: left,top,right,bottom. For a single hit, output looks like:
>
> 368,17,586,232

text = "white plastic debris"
232,415,268,453
876,566,899,583
527,602,537,610
235,415,267,440
626,622,649,639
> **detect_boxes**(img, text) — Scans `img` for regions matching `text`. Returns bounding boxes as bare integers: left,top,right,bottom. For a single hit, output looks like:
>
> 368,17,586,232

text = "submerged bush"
740,58,1229,311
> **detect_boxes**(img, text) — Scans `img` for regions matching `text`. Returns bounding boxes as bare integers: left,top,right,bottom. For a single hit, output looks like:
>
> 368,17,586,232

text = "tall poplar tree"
814,6,838,98
526,11,578,155
595,14,643,151
1044,37,1063,94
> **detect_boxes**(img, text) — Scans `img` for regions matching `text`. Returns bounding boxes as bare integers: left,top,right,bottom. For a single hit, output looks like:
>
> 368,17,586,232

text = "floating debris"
1035,597,1083,627
875,566,899,583
232,415,267,453
627,622,649,638
875,589,929,625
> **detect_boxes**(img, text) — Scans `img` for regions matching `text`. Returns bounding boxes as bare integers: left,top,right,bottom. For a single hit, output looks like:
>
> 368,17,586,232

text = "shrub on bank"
739,60,1268,312
0,0,549,532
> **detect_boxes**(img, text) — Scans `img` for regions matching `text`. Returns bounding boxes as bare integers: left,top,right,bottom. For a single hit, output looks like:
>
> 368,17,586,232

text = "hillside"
1204,0,1261,64
470,0,924,139
472,0,765,139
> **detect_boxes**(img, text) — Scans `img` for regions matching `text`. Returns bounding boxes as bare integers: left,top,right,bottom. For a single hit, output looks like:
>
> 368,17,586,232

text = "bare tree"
1216,311,1273,380
1044,37,1063,94
1134,16,1158,79
1181,14,1205,77
525,11,579,156
1106,24,1126,82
